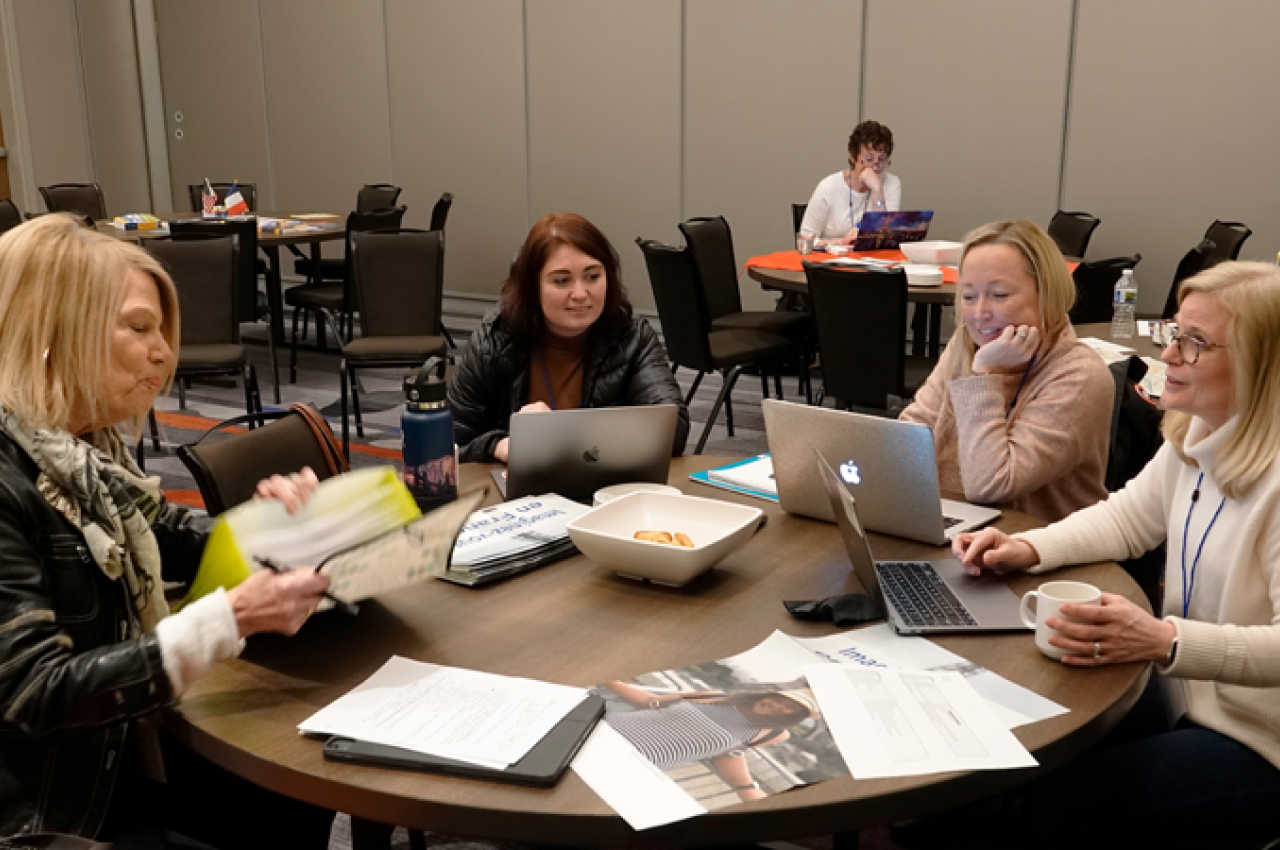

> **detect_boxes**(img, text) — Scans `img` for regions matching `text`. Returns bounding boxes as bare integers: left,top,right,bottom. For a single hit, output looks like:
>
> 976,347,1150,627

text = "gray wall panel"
75,0,150,216
684,0,862,310
1064,0,1280,314
386,0,527,300
259,0,393,219
155,0,272,212
526,0,683,312
13,0,92,197
863,0,1073,243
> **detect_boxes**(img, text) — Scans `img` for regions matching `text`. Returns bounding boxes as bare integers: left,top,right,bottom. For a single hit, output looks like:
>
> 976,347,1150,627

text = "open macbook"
816,449,1024,635
850,210,934,251
494,405,677,504
762,399,1000,545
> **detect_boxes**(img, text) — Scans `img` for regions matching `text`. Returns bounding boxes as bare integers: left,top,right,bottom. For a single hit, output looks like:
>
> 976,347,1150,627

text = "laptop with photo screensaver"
851,210,934,251
490,405,677,504
815,448,1024,635
762,399,1000,545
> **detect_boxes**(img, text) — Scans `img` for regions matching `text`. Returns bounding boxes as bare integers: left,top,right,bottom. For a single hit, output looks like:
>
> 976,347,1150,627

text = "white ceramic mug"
1019,580,1102,660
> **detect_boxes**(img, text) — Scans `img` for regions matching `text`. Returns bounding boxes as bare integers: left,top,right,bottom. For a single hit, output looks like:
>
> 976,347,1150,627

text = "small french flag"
224,181,249,216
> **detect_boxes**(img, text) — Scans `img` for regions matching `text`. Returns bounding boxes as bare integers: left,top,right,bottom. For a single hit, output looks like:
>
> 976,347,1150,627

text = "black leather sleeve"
622,320,690,456
0,481,174,737
448,323,513,464
152,499,213,588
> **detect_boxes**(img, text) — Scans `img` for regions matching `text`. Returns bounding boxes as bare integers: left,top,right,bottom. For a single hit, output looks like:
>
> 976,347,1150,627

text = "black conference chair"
638,238,792,455
330,228,449,457
293,184,406,282
1047,210,1100,258
803,262,931,412
141,235,262,467
0,199,23,234
39,183,106,223
285,205,407,380
791,203,808,236
168,217,279,394
186,182,258,213
1201,219,1251,266
429,192,454,232
1162,239,1216,320
357,183,402,213
679,215,812,402
1069,254,1142,325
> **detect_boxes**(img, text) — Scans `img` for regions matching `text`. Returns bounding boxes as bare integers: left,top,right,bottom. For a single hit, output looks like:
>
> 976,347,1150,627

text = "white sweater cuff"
155,587,245,697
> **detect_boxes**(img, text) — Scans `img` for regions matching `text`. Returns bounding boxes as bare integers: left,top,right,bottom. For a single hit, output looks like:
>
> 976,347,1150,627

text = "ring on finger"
1093,641,1101,659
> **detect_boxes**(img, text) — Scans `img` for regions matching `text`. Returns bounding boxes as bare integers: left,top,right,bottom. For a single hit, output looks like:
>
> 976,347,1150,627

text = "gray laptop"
494,405,677,504
816,449,1025,635
763,399,1001,545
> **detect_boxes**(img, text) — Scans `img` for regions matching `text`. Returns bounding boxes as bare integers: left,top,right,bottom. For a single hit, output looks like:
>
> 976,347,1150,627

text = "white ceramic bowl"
900,240,963,266
592,482,682,507
567,492,763,586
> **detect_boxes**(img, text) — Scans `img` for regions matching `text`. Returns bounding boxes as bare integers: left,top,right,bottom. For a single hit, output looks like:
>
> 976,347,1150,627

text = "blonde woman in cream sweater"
953,261,1280,848
899,219,1113,522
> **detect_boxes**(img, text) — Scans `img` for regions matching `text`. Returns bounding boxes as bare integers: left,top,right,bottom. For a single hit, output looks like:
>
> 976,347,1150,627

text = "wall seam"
1057,0,1079,210
382,0,395,187
256,0,277,209
857,0,868,122
0,0,37,210
522,0,532,229
679,0,686,222
69,0,97,189
132,0,172,212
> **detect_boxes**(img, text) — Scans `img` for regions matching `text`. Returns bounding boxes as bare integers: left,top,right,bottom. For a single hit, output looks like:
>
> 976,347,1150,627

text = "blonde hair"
0,214,179,432
943,219,1076,377
1162,261,1280,498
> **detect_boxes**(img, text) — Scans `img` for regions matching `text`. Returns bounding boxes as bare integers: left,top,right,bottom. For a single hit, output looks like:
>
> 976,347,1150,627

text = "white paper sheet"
1079,336,1137,365
806,664,1038,779
299,656,586,768
570,723,706,831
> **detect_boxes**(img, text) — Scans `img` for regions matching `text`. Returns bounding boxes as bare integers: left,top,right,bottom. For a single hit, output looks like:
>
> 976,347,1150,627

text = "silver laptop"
816,449,1024,635
495,405,677,504
763,399,1001,545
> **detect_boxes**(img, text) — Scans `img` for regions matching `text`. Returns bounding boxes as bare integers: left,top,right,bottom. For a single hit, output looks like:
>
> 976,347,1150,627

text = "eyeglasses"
851,153,890,169
1166,328,1227,365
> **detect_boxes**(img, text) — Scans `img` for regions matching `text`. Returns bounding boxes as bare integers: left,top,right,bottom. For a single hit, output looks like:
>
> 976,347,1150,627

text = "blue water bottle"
401,356,457,512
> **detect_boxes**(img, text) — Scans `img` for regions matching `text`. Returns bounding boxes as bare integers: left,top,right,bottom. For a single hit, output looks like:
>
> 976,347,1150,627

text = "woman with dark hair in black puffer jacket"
449,212,689,464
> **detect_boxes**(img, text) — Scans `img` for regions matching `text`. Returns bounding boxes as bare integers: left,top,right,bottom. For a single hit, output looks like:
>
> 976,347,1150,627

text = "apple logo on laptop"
840,460,861,486
583,446,601,463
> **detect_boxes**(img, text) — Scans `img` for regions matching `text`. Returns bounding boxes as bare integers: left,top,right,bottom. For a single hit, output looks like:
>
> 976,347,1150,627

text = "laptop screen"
852,210,934,251
814,448,882,599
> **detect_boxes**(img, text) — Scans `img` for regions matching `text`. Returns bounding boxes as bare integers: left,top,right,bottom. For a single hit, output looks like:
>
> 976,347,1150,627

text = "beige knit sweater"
1017,416,1280,771
900,324,1114,522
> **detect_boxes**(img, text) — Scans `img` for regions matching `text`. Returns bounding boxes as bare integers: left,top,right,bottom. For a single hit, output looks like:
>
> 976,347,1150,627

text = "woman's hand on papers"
952,528,1040,576
255,467,320,514
228,567,331,637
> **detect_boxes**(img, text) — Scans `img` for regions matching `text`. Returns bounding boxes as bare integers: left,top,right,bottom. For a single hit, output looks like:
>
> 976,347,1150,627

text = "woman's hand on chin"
972,325,1040,375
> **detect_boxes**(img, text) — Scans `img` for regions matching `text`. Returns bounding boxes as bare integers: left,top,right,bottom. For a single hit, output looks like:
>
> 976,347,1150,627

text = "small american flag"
201,179,217,215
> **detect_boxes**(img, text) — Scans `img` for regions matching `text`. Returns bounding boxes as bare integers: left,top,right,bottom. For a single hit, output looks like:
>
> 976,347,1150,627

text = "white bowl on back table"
567,491,763,587
900,240,962,266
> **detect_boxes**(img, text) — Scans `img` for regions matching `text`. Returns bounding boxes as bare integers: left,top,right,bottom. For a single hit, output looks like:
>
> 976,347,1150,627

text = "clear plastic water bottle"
1111,269,1137,339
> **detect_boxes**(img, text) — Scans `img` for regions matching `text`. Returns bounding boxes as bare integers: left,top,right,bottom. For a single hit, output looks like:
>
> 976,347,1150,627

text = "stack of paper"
445,495,591,586
691,455,778,502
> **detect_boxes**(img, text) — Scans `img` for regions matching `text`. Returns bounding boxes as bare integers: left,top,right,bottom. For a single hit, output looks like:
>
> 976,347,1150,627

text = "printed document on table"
805,664,1037,779
299,656,587,769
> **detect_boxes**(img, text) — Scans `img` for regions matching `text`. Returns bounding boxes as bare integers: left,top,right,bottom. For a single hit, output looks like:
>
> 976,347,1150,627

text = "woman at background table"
949,261,1280,848
899,219,1112,522
603,681,816,802
450,212,689,463
0,215,333,849
799,119,902,244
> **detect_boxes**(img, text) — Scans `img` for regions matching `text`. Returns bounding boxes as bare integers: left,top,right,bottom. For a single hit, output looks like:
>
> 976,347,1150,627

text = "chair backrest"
176,404,348,516
1106,355,1163,493
1202,219,1251,266
679,216,744,322
350,228,445,339
1068,254,1142,325
429,192,454,232
636,238,715,373
804,262,908,409
1162,238,1215,319
1047,210,1100,258
169,217,262,322
143,235,240,346
792,203,808,236
186,182,258,213
356,183,403,213
0,199,23,234
39,183,106,222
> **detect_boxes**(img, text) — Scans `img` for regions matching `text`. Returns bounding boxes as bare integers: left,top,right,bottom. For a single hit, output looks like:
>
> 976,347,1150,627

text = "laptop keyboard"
877,561,978,628
942,515,964,529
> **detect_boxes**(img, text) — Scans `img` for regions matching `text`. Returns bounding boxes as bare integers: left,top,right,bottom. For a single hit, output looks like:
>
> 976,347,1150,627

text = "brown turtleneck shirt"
527,332,587,410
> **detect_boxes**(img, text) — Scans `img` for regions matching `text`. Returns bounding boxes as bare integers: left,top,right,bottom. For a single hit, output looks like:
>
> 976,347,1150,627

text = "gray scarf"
0,407,169,634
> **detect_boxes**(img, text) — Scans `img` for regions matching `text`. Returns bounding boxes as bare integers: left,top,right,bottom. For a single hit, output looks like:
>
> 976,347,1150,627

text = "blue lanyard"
1180,471,1226,619
539,353,557,411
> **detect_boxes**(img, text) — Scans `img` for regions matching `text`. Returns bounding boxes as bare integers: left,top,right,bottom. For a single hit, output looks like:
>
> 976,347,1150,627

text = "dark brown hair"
687,691,813,730
498,212,632,342
848,120,895,158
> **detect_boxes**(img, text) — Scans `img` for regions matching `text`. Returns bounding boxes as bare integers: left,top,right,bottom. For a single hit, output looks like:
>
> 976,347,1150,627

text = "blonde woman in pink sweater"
950,262,1280,848
899,219,1113,522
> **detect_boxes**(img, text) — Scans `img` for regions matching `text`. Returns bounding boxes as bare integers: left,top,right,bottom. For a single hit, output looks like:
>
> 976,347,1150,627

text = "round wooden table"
166,457,1149,846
